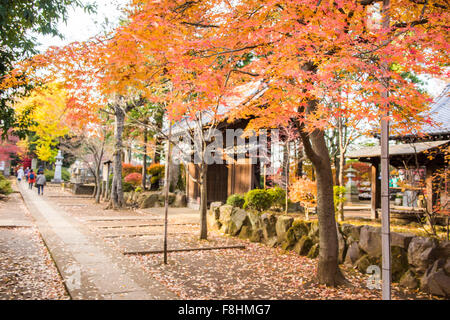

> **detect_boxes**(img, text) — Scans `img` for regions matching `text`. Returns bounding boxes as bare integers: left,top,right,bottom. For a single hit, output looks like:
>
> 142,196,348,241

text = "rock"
445,259,450,275
308,221,319,240
250,229,263,242
437,241,450,259
158,192,176,205
408,237,438,273
139,193,159,208
238,225,252,239
420,259,450,297
207,203,222,230
307,243,319,259
399,270,419,290
281,226,297,250
345,242,361,266
337,227,347,264
266,237,278,248
391,232,415,249
355,254,379,273
228,208,248,236
247,211,262,230
136,192,150,206
218,205,234,234
341,224,362,241
391,246,409,282
173,193,187,207
260,213,277,243
294,236,313,256
359,226,382,258
290,220,310,239
123,192,130,204
276,215,294,242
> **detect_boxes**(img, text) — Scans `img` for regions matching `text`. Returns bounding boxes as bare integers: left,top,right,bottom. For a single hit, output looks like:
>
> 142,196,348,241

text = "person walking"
28,169,36,190
17,167,24,182
24,167,29,183
35,171,46,195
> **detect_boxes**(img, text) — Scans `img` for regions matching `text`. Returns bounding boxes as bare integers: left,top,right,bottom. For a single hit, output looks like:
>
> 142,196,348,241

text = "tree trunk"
296,144,303,177
334,154,340,185
108,106,125,209
95,166,101,204
199,163,208,240
298,92,347,286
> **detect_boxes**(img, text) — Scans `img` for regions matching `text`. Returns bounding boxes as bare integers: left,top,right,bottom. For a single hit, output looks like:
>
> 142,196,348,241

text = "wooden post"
425,166,436,224
381,0,392,300
163,123,173,264
371,160,381,219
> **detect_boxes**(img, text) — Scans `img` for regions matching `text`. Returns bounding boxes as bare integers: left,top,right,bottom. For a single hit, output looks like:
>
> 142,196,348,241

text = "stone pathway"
0,182,68,300
17,183,177,300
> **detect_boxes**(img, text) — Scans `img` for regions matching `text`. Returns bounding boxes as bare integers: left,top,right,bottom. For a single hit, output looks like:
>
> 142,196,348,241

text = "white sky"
36,0,128,52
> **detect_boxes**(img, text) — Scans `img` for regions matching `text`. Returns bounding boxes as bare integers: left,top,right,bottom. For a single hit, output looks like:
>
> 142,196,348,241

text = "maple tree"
0,0,94,137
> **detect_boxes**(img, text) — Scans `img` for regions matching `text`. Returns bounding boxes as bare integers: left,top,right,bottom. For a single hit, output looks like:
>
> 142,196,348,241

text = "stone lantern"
52,150,64,183
345,166,359,204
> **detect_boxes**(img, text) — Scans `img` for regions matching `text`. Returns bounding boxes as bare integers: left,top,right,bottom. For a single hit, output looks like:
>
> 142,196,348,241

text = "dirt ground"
0,187,68,300
36,185,440,300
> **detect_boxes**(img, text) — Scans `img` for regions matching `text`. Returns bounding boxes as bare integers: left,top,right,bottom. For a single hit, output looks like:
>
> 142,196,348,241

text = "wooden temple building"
348,84,450,220
185,118,262,208
168,83,266,209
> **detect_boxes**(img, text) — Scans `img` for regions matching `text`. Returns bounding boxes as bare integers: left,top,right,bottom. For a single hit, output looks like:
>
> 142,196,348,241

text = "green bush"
135,186,143,193
148,163,164,189
44,168,70,182
122,181,134,192
244,189,273,212
267,186,286,209
333,186,346,208
226,194,245,208
0,174,13,195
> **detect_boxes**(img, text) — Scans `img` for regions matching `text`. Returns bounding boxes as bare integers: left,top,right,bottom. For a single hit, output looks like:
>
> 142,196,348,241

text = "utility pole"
381,0,392,300
163,122,173,264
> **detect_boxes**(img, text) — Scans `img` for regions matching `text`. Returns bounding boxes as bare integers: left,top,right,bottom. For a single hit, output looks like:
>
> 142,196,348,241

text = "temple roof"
347,140,449,159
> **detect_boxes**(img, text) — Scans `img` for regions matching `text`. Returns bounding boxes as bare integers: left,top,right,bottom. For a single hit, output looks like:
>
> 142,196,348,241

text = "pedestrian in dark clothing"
36,172,46,195
28,169,36,189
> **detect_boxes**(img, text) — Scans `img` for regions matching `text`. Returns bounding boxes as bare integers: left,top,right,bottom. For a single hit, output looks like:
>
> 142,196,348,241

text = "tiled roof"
347,140,449,159
420,84,450,135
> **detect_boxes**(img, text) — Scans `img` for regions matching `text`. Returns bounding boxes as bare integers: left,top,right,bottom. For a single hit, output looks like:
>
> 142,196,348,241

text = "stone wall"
208,203,450,297
124,190,186,208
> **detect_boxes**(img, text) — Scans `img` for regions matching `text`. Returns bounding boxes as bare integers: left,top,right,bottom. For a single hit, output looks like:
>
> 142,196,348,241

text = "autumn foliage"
290,178,317,209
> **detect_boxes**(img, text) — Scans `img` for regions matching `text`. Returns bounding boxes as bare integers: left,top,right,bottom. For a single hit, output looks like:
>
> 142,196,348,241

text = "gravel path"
0,185,69,300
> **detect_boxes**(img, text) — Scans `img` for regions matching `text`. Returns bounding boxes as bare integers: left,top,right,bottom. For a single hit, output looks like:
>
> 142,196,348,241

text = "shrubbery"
124,172,142,186
0,174,13,196
226,194,245,208
148,163,164,188
243,189,273,212
333,186,346,208
267,186,286,210
122,163,142,177
122,181,135,192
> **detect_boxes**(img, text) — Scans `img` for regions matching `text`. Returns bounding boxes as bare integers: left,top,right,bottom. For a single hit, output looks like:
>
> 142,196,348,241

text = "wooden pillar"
425,166,436,216
371,160,381,219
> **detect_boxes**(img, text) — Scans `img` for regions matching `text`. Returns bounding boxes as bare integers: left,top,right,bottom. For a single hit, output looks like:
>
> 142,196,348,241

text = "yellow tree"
14,82,69,163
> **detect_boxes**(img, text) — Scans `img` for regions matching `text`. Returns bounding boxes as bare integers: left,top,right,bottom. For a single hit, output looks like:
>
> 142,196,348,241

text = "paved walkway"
18,183,177,300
